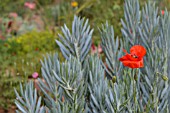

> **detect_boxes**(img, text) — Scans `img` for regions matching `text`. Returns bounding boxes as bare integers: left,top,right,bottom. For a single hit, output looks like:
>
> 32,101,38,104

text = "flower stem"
133,69,139,113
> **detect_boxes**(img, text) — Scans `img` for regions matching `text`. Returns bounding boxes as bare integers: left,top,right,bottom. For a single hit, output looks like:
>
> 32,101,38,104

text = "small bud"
162,75,168,81
112,76,116,83
156,72,159,75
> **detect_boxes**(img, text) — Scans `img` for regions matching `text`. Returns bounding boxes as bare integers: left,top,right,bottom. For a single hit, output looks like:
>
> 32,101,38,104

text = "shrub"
15,0,170,113
7,30,57,55
0,30,58,74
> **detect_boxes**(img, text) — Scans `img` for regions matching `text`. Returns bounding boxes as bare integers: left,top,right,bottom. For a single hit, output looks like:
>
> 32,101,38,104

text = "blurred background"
0,0,169,112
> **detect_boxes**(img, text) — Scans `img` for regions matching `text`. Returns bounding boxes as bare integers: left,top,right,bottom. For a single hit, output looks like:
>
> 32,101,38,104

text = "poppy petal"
123,49,128,54
130,45,146,58
119,55,129,61
119,54,140,61
121,59,144,68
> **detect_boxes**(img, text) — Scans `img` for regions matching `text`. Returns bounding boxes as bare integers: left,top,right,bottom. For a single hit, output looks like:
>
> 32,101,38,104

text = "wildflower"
91,43,97,54
0,35,5,40
91,43,103,54
24,2,36,10
71,1,78,7
5,21,13,33
9,12,18,18
162,10,165,15
35,47,39,51
7,21,13,29
119,45,146,68
98,45,103,53
32,72,39,79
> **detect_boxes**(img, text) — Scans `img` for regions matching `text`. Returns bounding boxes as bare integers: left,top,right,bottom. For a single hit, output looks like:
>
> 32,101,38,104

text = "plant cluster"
15,0,170,113
0,73,21,109
0,30,58,109
0,30,57,71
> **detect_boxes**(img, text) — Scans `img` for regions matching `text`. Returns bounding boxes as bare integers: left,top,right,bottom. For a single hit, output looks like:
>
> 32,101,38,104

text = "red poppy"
119,45,146,68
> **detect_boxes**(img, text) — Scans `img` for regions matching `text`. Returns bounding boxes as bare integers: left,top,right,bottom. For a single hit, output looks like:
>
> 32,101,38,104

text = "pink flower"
9,12,18,18
91,43,96,54
162,10,165,15
0,35,5,40
32,72,39,79
98,45,103,53
24,2,36,10
91,43,103,54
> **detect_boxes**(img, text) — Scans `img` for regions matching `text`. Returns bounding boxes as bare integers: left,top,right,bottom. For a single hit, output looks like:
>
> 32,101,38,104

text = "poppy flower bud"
112,76,116,83
162,75,168,81
156,72,159,75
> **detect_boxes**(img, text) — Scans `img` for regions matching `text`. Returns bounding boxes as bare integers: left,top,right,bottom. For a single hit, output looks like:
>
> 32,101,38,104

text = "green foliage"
0,0,56,16
0,30,59,110
0,73,22,110
43,1,73,26
0,30,57,72
0,0,25,16
79,0,124,37
7,30,57,55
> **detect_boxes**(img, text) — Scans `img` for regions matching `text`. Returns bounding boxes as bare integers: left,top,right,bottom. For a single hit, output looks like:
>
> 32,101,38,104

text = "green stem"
133,69,139,113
